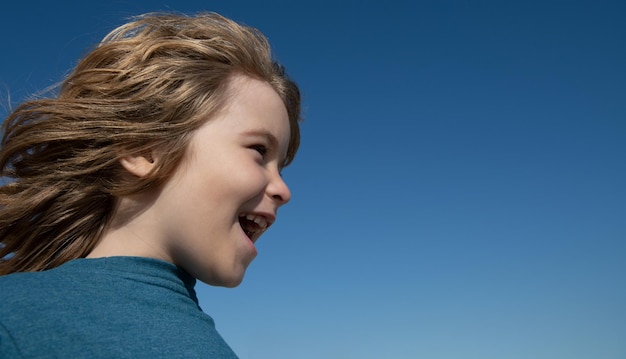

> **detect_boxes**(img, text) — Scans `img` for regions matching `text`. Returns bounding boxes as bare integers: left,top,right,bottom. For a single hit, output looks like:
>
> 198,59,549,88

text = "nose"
267,170,291,205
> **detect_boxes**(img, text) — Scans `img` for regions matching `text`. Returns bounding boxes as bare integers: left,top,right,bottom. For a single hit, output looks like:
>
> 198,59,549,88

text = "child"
0,12,301,358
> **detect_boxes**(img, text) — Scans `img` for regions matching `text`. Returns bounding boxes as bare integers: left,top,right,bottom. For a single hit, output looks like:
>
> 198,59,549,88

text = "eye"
250,144,268,157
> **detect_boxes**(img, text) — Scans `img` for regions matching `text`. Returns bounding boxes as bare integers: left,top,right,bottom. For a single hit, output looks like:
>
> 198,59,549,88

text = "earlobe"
119,150,158,178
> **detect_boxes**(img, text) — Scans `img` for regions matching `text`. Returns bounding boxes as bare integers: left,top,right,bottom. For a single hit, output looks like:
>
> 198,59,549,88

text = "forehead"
215,75,290,148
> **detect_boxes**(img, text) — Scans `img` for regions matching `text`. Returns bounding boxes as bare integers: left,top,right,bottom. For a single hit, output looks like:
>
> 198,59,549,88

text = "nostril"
272,192,289,204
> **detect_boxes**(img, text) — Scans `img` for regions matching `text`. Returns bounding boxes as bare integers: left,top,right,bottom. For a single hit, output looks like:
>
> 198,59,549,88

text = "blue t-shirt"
0,256,239,358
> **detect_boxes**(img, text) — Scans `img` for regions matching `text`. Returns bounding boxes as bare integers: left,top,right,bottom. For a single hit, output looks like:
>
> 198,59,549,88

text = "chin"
199,271,245,288
221,278,244,288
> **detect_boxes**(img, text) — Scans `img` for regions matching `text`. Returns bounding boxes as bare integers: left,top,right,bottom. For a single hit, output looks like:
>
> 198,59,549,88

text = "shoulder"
0,320,23,359
0,258,241,358
0,271,49,306
0,261,92,326
0,269,66,324
0,271,58,359
0,264,74,294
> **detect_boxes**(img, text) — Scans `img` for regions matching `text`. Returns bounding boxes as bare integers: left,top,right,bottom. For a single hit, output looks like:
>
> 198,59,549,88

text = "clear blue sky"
2,1,625,358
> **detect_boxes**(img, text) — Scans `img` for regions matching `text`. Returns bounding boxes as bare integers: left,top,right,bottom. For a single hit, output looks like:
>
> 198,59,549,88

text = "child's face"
151,75,292,287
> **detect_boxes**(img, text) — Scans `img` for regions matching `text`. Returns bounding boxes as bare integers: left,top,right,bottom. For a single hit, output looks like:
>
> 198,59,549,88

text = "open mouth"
238,213,269,243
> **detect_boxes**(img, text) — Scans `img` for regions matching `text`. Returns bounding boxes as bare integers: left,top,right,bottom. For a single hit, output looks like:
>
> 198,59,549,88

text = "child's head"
0,12,301,276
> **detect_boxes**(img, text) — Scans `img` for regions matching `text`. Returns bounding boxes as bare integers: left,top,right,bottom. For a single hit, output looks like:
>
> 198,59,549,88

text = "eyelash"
251,144,268,157
251,144,285,176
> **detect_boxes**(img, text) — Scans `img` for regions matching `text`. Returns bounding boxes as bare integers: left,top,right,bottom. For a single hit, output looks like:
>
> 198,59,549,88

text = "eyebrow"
241,129,279,148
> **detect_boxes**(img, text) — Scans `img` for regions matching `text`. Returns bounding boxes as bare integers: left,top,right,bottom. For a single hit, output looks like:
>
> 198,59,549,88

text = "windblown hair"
0,12,301,275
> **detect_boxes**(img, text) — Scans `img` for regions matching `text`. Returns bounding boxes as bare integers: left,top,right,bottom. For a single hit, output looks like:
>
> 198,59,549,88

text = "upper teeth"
242,214,268,230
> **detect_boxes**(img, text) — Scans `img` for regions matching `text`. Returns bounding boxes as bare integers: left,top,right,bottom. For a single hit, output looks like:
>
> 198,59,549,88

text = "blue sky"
2,1,625,358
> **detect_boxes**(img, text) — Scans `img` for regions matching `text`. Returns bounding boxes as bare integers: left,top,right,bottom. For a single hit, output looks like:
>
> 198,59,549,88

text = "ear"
118,149,159,178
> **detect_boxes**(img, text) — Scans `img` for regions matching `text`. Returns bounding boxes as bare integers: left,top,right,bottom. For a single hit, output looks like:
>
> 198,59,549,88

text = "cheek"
227,162,268,198
187,151,268,204
236,167,267,194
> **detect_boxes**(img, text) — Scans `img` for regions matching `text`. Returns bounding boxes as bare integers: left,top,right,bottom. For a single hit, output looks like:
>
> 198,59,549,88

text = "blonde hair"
0,12,301,275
